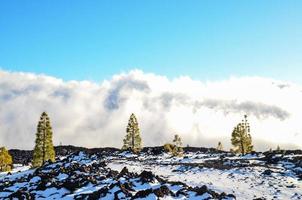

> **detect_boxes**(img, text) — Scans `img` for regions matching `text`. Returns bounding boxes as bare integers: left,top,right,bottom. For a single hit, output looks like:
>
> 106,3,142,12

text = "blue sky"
0,0,301,82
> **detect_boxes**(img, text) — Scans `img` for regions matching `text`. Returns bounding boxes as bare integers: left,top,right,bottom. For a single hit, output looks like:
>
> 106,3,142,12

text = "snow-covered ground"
0,150,301,199
108,152,302,200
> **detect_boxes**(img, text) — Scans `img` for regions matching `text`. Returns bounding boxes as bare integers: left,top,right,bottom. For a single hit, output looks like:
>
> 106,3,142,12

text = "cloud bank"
0,70,301,151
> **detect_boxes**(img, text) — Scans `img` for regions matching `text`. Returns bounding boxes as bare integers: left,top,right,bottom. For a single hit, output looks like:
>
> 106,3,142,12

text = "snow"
0,150,301,199
107,151,302,200
0,165,31,180
72,183,103,195
34,187,69,199
6,182,28,192
135,193,157,200
29,176,41,183
56,173,68,181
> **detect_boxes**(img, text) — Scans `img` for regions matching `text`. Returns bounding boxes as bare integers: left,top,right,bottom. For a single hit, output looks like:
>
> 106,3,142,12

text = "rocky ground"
1,147,302,199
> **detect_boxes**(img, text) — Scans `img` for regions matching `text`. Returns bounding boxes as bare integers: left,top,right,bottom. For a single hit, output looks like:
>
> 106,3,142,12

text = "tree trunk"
240,131,245,155
42,117,46,165
131,130,135,150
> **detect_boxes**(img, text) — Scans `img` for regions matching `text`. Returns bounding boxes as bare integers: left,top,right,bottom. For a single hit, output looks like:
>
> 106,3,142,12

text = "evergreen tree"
32,112,55,167
122,113,142,153
173,134,183,155
217,141,223,151
276,145,281,151
0,147,13,172
173,135,182,147
164,134,183,156
231,115,253,155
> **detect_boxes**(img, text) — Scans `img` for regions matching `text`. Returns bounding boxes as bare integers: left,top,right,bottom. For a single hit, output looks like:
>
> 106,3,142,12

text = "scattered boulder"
132,188,153,199
117,166,131,178
62,179,85,192
1,151,241,199
153,185,173,197
192,185,208,195
262,169,273,176
139,170,155,183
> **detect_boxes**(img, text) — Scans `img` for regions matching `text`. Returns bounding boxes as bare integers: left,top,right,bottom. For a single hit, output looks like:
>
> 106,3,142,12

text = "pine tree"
217,141,223,151
231,115,253,155
32,112,55,167
173,134,183,155
122,113,142,153
276,145,281,152
164,135,183,156
0,147,13,172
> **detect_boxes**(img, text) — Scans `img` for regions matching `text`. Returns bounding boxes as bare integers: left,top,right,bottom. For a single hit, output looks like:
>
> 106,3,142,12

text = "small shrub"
0,147,13,172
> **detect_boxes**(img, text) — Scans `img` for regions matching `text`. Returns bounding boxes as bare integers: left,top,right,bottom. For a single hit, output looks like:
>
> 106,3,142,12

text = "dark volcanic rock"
141,146,165,155
132,189,153,199
62,179,86,192
139,170,156,183
262,153,283,164
183,146,223,153
9,149,32,165
8,145,120,165
1,150,238,199
8,189,34,200
117,166,135,179
153,185,173,197
192,185,208,195
262,169,273,176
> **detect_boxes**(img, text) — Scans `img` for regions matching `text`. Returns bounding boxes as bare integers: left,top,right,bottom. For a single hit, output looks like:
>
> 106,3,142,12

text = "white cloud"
0,69,301,151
